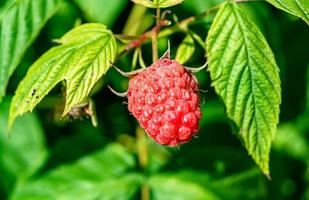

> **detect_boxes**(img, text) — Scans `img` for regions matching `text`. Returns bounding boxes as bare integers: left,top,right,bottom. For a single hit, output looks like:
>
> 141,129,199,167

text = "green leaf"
175,34,195,64
307,63,309,112
149,173,220,200
150,169,265,200
177,169,263,200
0,0,63,101
131,0,154,8
210,168,265,199
9,23,117,128
266,0,309,25
131,0,183,8
274,122,309,161
11,143,141,200
181,0,223,14
147,141,171,173
206,2,281,175
0,97,47,194
74,0,128,27
46,122,107,169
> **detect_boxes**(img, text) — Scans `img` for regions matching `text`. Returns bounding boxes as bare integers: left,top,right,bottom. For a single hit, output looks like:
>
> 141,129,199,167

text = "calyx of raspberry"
127,58,201,146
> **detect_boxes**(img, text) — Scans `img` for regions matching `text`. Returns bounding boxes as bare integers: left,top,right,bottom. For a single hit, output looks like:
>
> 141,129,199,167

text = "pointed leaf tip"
206,2,281,175
266,0,309,25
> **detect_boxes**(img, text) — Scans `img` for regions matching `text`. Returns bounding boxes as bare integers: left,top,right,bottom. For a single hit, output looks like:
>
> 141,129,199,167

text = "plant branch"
141,184,150,200
156,7,161,24
115,19,169,62
115,5,218,59
116,0,262,60
152,7,161,62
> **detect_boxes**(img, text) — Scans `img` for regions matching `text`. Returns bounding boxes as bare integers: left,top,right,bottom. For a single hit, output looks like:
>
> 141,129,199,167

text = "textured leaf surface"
266,0,309,25
175,34,195,64
0,0,62,101
11,144,141,200
9,23,116,127
131,0,183,8
206,2,281,175
0,97,46,194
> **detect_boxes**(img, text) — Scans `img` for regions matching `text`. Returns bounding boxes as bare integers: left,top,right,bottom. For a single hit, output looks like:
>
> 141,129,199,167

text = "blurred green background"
1,0,309,199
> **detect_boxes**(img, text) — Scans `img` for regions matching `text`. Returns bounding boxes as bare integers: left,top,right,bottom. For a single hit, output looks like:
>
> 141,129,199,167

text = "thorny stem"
114,19,169,62
116,0,264,60
116,4,219,59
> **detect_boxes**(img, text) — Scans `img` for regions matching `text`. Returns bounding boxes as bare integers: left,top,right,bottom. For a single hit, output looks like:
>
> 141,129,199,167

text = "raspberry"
127,58,201,146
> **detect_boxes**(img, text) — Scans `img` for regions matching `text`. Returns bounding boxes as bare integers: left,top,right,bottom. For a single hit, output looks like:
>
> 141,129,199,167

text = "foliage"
0,0,63,101
0,0,308,199
206,1,281,175
266,0,309,25
8,23,116,128
175,34,195,64
131,0,184,8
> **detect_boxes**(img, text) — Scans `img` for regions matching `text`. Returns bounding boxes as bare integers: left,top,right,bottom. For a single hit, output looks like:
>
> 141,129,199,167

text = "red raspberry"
127,58,201,146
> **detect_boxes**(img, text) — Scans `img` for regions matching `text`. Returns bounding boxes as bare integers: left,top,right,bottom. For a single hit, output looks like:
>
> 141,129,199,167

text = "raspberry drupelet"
127,58,201,146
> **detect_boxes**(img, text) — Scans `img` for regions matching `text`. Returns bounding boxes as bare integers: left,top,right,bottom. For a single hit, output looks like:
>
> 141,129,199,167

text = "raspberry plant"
0,0,308,199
